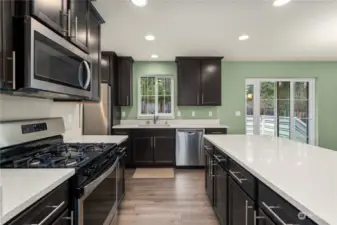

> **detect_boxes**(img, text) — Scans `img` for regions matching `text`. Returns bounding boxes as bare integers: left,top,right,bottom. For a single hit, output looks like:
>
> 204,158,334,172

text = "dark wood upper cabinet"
117,57,134,106
31,0,67,35
176,57,223,106
153,136,175,165
1,0,14,90
69,0,89,52
177,59,201,106
201,59,221,105
88,3,104,102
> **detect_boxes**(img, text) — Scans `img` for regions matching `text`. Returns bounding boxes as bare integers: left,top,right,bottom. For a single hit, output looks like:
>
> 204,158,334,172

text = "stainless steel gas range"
0,117,125,225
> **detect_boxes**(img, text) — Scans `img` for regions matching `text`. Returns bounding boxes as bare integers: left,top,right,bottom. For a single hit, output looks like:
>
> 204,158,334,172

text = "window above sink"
138,75,174,119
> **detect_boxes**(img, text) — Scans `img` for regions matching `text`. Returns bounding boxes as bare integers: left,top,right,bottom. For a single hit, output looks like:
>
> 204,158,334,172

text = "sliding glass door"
245,79,315,145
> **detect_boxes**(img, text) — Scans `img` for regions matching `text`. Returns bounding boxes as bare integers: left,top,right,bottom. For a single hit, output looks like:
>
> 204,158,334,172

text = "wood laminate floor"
117,169,219,225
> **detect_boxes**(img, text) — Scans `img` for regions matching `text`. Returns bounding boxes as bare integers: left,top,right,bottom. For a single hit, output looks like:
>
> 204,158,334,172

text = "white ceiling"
93,0,337,61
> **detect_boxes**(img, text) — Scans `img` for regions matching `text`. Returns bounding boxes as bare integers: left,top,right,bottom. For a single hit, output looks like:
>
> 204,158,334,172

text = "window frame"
137,75,175,119
245,78,316,145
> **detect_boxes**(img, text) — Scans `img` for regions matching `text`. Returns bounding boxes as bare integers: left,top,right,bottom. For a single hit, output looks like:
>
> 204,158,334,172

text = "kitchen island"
204,134,337,225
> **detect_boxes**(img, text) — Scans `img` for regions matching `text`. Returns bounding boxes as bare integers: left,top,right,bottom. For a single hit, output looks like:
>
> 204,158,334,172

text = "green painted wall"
221,61,337,150
122,61,337,150
121,62,219,120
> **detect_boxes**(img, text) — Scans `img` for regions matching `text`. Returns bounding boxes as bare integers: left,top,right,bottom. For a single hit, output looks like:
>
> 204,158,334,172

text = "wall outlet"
122,111,125,117
209,111,213,117
177,111,181,117
235,111,241,116
67,114,73,124
192,111,195,117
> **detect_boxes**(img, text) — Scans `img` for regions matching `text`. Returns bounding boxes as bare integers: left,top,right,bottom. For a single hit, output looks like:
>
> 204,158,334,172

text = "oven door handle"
82,158,119,199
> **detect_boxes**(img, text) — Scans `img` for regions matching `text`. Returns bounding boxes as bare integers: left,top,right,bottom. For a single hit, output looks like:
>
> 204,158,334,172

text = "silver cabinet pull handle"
75,16,78,40
214,155,225,163
153,137,156,148
6,51,16,89
229,170,247,184
12,51,16,89
253,210,265,225
126,96,129,105
67,9,71,37
30,201,65,225
62,210,74,225
245,200,253,225
204,146,212,151
261,202,298,225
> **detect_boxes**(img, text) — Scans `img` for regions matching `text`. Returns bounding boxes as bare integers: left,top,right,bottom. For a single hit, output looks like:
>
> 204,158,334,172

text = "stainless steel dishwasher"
176,129,204,166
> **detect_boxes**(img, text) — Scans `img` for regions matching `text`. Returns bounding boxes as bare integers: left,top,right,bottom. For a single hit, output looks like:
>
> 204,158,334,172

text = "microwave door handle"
78,61,84,88
82,61,91,89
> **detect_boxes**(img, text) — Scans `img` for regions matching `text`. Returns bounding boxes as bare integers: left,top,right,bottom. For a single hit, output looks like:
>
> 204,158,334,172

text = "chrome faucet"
153,115,159,124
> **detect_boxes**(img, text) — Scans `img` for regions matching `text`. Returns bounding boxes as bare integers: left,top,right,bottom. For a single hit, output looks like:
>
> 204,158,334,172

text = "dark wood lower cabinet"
228,177,254,225
153,136,175,165
214,162,227,225
205,149,214,205
132,129,175,166
51,210,71,225
133,136,153,166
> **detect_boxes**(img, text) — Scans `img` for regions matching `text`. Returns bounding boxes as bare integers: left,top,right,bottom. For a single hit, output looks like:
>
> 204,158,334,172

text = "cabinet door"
117,57,133,106
214,163,228,225
69,0,89,52
205,151,214,205
1,0,14,89
32,0,67,35
133,136,153,165
153,136,175,165
177,59,201,106
257,209,276,225
200,59,221,105
228,177,254,225
101,54,110,84
88,4,101,101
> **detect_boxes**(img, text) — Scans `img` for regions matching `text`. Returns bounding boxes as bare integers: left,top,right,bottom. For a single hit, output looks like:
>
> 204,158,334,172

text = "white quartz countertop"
64,135,128,145
204,135,337,225
0,169,75,225
112,124,229,129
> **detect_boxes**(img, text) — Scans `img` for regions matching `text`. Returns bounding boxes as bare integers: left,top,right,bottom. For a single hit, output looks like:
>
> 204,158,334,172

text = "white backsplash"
0,95,82,139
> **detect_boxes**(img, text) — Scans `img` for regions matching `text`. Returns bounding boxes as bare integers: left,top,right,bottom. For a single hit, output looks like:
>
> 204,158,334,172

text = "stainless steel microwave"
13,16,92,99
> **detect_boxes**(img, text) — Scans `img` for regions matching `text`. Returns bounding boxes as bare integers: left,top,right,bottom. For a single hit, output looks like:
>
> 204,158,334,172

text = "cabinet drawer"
258,182,317,225
112,129,130,135
8,181,69,225
228,159,256,200
205,128,227,135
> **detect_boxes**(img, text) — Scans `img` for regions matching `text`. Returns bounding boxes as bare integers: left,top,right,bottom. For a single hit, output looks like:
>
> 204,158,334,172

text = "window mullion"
155,78,158,115
290,81,295,140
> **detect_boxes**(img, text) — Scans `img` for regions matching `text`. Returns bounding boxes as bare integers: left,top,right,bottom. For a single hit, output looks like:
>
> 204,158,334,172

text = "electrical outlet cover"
192,111,195,117
235,111,241,116
177,111,181,117
122,111,126,117
209,111,213,117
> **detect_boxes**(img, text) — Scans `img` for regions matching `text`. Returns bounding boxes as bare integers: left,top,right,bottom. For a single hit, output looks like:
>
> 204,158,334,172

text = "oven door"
77,158,119,225
15,16,92,98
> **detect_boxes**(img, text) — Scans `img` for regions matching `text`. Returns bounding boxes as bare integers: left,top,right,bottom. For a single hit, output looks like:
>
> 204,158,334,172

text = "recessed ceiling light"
151,54,158,59
273,0,291,7
131,0,147,7
238,34,250,41
145,34,155,41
